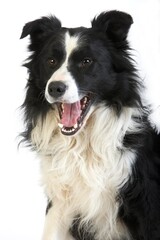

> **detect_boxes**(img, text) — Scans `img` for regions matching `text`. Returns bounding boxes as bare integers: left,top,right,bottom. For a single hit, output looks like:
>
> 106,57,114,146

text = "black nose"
48,81,67,98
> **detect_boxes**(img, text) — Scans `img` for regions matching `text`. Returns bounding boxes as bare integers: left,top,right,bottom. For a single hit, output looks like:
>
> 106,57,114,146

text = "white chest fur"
31,105,138,239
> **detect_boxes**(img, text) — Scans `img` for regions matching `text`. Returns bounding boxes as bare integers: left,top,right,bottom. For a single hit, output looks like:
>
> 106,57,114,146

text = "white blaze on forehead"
64,31,79,61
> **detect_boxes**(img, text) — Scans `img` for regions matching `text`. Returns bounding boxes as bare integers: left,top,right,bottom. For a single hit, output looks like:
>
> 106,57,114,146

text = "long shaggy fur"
20,10,160,240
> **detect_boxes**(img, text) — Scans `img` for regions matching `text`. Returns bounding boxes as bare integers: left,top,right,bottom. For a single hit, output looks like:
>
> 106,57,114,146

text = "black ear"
20,16,61,50
92,10,133,41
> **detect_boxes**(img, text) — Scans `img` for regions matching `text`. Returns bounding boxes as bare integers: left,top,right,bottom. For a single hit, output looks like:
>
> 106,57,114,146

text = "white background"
0,0,160,239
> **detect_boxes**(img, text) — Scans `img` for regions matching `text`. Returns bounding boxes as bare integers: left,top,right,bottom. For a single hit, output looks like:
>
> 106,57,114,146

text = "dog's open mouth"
57,94,94,136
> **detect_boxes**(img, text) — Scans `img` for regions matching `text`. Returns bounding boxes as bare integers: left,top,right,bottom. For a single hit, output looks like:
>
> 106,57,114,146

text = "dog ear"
92,10,133,41
20,16,61,50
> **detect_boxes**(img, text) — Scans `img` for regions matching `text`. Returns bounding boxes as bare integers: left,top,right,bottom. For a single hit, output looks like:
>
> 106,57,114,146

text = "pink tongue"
60,101,81,127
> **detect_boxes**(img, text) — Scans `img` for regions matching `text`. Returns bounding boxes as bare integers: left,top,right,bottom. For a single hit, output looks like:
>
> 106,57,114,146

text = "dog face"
21,11,140,136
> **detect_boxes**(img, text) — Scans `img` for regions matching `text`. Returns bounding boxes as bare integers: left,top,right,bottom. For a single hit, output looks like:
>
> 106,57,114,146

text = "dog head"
21,11,140,137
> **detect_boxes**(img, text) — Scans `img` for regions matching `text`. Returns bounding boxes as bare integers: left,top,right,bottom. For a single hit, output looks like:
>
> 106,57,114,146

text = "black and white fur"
20,11,160,240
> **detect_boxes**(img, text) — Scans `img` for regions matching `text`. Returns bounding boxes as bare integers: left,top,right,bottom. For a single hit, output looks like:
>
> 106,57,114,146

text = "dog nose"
48,81,67,98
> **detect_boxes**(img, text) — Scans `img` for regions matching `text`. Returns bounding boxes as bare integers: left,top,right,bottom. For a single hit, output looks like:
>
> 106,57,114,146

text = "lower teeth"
58,123,78,130
62,127,75,133
74,123,78,128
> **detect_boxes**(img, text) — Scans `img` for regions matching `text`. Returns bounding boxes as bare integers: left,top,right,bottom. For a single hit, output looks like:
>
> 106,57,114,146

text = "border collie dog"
20,11,160,240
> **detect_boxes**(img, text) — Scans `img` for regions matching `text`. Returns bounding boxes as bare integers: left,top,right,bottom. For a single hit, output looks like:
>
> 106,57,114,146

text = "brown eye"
81,58,93,67
47,58,57,67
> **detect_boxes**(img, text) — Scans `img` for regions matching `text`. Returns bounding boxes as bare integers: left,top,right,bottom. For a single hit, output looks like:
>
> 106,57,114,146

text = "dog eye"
47,58,57,67
81,58,93,67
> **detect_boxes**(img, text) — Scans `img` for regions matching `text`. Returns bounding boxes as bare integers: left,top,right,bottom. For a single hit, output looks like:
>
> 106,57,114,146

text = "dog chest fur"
31,104,138,239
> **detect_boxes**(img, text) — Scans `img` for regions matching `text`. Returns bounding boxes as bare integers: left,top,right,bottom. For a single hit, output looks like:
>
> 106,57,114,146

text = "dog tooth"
61,103,64,110
74,123,78,128
84,97,87,104
58,123,63,128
